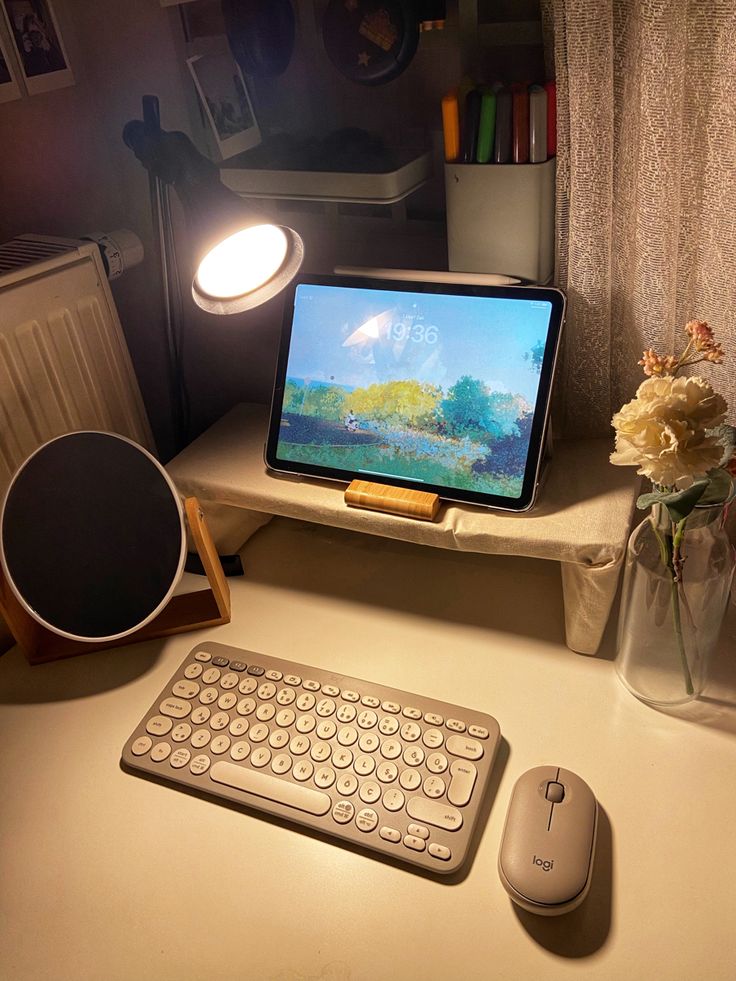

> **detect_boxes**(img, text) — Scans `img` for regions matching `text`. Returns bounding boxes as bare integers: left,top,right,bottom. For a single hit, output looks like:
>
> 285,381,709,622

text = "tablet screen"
266,275,564,511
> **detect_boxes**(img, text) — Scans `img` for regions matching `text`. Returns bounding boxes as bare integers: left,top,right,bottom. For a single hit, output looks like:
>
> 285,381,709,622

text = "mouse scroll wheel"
545,781,565,803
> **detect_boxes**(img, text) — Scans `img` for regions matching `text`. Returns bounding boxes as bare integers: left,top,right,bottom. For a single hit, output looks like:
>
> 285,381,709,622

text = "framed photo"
1,0,73,95
0,24,22,102
187,51,260,160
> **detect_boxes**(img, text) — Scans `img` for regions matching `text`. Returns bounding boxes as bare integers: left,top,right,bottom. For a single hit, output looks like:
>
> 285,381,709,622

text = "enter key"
448,759,478,807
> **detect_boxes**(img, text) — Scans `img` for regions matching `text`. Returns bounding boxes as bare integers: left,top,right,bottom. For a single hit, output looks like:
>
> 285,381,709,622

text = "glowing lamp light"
195,224,289,300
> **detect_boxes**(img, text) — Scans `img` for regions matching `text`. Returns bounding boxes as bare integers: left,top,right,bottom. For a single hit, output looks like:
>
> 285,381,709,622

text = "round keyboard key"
218,692,237,711
146,715,173,736
258,682,277,700
249,723,269,743
276,688,296,706
380,739,402,760
378,717,399,736
354,754,375,776
251,747,271,768
131,736,152,756
356,808,378,832
337,726,358,746
191,729,211,748
423,728,444,749
202,668,221,685
210,712,230,731
170,748,191,769
382,788,405,812
220,672,239,690
256,703,276,722
317,720,337,740
150,741,171,762
271,753,292,774
184,662,203,679
293,759,314,782
296,693,316,712
359,781,381,804
190,754,211,774
423,776,446,798
400,722,421,742
426,752,448,774
357,710,377,729
229,717,249,737
269,729,289,749
310,741,331,762
316,698,336,717
230,741,250,761
238,678,257,695
358,732,380,753
237,698,256,716
377,762,398,783
399,769,422,792
199,688,218,705
336,773,358,796
276,708,296,728
194,650,211,662
191,705,211,725
296,714,316,734
336,704,357,723
332,748,353,769
403,746,425,767
314,766,336,789
172,680,199,699
171,723,191,743
210,735,231,755
289,735,311,756
332,800,355,824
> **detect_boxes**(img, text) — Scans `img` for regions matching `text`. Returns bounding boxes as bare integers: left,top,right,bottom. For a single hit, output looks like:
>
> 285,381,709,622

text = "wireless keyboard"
122,641,501,874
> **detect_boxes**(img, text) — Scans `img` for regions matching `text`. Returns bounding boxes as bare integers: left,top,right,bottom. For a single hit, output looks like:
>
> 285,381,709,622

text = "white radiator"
0,234,154,499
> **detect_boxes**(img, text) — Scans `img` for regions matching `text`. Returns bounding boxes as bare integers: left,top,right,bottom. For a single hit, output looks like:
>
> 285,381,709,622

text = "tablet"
266,274,565,511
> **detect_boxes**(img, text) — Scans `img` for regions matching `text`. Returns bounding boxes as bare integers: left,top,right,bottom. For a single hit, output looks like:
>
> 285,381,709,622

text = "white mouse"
498,765,598,916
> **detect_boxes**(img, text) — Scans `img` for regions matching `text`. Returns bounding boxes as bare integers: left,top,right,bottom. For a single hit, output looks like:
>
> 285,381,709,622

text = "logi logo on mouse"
532,855,554,872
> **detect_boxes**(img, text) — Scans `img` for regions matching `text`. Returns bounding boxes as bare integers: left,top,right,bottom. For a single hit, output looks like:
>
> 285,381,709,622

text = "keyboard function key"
150,741,172,762
468,724,489,740
403,707,422,720
284,674,302,686
265,669,282,681
194,650,212,662
361,695,380,708
247,665,265,676
406,796,463,832
170,748,191,769
159,698,191,719
446,735,483,761
211,656,230,667
342,690,360,702
131,736,152,756
356,808,378,833
332,800,355,824
446,719,466,733
448,760,478,807
381,701,401,714
322,685,340,697
424,712,443,726
190,754,211,774
303,679,321,692
146,715,173,736
229,661,247,672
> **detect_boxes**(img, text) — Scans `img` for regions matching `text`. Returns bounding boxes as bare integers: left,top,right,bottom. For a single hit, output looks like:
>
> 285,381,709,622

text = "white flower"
611,375,727,487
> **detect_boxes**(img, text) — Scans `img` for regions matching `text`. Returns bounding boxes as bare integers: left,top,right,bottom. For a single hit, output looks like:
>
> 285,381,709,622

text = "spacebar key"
210,761,332,815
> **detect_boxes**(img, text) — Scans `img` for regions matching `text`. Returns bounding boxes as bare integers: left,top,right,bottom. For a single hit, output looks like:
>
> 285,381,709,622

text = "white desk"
2,517,735,981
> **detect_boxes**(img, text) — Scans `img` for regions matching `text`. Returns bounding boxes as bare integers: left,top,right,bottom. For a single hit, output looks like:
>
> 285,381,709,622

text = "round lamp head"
192,221,304,315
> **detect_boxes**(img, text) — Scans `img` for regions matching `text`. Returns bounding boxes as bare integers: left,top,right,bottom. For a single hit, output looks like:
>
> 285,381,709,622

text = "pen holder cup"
445,158,555,283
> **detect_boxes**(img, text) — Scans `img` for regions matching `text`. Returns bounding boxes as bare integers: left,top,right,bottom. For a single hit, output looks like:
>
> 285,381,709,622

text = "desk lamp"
123,98,304,449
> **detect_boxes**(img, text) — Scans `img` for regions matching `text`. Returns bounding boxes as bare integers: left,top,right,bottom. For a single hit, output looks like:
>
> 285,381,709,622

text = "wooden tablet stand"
0,497,230,666
344,480,440,521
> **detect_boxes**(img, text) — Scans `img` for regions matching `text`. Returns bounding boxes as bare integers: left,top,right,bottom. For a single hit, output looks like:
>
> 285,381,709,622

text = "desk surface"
2,517,736,981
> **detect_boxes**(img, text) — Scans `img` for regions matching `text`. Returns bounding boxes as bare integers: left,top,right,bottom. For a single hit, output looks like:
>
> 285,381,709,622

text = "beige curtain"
540,0,736,438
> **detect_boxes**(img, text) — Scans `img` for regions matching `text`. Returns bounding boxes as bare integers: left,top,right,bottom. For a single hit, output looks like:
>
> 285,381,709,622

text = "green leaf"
637,489,670,510
661,480,709,523
699,467,735,506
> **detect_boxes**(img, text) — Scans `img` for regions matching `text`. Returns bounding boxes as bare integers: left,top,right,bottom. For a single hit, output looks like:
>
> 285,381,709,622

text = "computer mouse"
498,765,598,916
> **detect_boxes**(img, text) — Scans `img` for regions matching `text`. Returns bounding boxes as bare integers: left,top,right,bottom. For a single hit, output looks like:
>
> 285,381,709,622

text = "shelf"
220,150,433,204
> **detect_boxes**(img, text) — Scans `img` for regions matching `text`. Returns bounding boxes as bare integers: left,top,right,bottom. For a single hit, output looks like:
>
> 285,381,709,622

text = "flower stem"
670,575,694,696
651,512,694,696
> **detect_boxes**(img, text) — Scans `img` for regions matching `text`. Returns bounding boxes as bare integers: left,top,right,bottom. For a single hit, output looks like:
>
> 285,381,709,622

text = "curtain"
540,0,736,438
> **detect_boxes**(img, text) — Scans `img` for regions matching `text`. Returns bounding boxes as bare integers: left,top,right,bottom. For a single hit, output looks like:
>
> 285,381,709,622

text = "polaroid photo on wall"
187,51,261,160
0,23,22,102
1,0,73,95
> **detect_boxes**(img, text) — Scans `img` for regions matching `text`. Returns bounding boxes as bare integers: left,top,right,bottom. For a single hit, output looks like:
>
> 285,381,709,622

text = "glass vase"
616,502,735,706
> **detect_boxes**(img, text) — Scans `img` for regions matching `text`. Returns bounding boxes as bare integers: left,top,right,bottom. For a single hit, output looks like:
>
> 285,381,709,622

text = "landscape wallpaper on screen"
276,285,552,498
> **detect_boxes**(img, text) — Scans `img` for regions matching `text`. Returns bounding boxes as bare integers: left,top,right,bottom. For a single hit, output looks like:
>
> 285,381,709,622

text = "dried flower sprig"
638,320,724,377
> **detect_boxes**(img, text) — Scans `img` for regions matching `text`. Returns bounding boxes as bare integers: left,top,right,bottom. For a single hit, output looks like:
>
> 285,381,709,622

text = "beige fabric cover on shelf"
167,404,640,655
